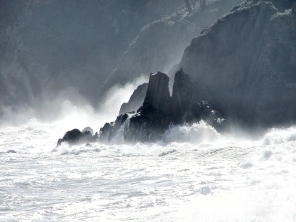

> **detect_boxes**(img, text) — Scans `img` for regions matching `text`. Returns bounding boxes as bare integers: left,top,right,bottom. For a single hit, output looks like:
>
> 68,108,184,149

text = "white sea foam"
1,83,296,221
1,118,296,221
262,126,296,145
163,121,221,144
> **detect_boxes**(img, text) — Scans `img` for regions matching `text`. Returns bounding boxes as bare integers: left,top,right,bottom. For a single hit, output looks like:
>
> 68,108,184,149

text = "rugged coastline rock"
143,72,171,115
119,83,148,115
179,0,296,127
57,128,97,146
171,68,193,123
99,70,227,143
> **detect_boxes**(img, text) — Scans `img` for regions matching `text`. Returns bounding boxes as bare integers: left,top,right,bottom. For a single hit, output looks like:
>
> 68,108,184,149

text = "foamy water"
1,117,296,221
1,80,296,221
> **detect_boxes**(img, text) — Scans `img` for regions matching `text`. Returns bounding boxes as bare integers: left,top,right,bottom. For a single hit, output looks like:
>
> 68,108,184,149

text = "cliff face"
180,1,296,126
99,71,227,143
171,69,193,123
142,72,171,115
102,0,244,91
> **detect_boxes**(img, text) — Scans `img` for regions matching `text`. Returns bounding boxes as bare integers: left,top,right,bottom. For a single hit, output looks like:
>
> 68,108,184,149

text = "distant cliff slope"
102,0,244,92
0,0,183,117
179,0,296,126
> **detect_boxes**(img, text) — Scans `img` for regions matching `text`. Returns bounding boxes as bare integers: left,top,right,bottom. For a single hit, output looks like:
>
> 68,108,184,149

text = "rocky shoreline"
57,0,296,146
57,70,227,145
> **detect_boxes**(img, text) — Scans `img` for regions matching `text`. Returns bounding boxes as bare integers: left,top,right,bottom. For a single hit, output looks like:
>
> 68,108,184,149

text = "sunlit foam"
98,75,147,122
175,187,296,221
262,126,296,145
0,75,147,129
163,121,221,144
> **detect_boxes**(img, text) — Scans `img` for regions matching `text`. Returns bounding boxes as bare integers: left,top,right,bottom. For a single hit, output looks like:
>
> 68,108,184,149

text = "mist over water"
1,0,296,221
1,83,296,221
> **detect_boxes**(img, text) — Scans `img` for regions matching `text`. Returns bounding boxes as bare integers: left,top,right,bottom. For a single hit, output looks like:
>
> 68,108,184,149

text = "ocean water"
1,117,296,222
1,81,296,221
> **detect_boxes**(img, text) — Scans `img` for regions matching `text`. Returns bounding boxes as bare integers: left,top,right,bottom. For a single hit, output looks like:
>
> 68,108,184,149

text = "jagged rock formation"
99,70,227,143
99,113,130,142
171,68,193,123
179,0,296,126
143,72,171,114
119,83,148,115
57,128,97,146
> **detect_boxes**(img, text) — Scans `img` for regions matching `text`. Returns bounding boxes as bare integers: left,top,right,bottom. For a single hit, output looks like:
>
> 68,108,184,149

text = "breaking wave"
163,121,221,144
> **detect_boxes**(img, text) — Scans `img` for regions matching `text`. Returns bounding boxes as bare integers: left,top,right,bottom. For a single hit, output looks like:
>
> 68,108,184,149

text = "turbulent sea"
1,119,296,221
1,85,296,221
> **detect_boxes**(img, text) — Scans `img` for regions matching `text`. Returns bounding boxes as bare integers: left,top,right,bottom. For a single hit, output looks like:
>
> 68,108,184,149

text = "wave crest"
163,121,221,144
262,127,296,145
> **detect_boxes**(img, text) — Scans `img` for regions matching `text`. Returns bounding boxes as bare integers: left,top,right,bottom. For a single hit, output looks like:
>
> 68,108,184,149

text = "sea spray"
1,115,296,221
163,121,221,144
1,83,296,221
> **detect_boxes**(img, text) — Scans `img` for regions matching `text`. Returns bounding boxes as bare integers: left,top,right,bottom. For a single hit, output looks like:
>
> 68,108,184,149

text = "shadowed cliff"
179,0,296,126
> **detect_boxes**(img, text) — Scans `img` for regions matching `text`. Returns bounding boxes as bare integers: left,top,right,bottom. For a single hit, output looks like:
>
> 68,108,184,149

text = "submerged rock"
57,128,97,146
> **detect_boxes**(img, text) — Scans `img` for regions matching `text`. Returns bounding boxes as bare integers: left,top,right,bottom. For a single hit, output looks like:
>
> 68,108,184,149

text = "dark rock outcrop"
143,72,171,114
119,83,148,115
57,128,97,146
179,0,296,127
171,68,193,123
99,70,227,143
99,113,129,142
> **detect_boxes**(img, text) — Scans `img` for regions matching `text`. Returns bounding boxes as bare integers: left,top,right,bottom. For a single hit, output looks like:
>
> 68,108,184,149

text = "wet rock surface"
57,128,97,146
99,70,227,143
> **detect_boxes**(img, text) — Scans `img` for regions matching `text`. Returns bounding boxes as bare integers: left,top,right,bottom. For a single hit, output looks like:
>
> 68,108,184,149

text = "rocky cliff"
99,70,227,143
179,0,296,126
102,0,244,93
119,83,148,115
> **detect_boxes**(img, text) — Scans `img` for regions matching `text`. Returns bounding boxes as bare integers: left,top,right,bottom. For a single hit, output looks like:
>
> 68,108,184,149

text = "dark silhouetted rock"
122,105,174,142
119,83,148,115
143,72,171,114
57,128,97,146
171,68,193,123
99,70,228,143
99,113,129,142
179,1,296,127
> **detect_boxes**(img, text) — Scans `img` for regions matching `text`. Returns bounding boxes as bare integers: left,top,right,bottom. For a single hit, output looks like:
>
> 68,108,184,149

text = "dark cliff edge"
59,71,223,145
99,70,227,143
119,83,148,115
102,0,244,94
178,0,296,127
57,0,296,145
